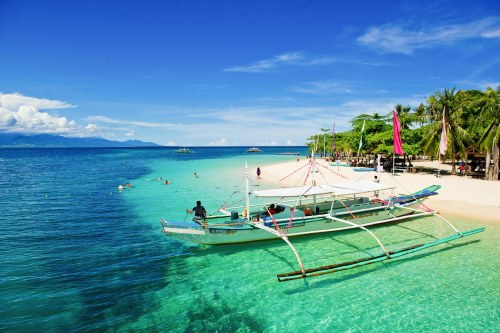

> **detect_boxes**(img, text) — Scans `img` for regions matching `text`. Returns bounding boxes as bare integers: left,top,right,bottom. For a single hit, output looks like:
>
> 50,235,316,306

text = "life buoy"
304,208,313,216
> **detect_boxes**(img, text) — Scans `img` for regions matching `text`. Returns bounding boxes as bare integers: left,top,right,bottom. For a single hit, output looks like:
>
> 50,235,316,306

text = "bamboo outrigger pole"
277,227,484,282
273,201,485,282
245,162,250,220
273,203,484,282
251,222,306,277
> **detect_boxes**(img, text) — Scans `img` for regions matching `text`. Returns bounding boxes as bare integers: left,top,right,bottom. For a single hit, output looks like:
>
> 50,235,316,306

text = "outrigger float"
160,163,485,282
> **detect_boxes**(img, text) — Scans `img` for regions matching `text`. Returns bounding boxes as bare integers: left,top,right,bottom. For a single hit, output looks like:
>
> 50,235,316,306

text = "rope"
218,191,240,210
266,208,284,237
220,197,246,210
284,207,296,235
279,162,311,182
338,199,359,221
302,162,314,185
315,161,349,180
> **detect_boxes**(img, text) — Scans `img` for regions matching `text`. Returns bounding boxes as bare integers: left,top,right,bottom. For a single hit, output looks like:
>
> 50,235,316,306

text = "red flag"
392,111,404,155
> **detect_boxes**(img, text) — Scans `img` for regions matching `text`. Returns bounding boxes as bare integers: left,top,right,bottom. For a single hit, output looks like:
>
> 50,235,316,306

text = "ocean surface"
0,147,498,332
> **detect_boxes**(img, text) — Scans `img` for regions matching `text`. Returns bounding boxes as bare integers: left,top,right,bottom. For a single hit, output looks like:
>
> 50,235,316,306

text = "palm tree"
475,87,500,180
393,104,412,128
414,103,428,126
422,88,469,174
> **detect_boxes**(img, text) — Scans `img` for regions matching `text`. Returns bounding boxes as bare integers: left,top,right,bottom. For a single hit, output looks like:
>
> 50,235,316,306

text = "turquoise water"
0,147,498,332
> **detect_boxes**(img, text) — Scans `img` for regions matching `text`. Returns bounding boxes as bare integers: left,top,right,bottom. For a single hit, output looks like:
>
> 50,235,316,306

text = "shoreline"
257,158,500,223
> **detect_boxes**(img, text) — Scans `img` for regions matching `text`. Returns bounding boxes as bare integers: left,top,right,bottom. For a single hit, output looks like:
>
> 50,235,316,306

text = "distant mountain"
0,133,160,148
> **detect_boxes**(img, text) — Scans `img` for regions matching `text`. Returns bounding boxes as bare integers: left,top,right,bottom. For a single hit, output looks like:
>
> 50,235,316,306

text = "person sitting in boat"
274,205,285,213
186,201,206,221
266,204,277,216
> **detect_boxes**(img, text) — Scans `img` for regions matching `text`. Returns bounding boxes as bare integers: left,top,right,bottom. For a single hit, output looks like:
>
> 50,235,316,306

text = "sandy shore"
258,158,500,223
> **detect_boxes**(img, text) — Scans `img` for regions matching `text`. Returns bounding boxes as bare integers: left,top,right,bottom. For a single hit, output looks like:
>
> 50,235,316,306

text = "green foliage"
305,87,499,168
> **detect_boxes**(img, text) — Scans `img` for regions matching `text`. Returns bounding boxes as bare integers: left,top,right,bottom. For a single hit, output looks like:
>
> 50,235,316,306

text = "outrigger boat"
160,165,485,281
175,147,194,153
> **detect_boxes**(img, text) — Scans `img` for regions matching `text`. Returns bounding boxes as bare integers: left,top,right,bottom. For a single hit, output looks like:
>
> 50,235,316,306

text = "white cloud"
358,17,500,54
86,115,176,128
290,80,352,95
458,80,500,90
0,93,83,135
160,98,416,146
0,107,17,127
85,123,99,130
0,92,76,110
481,28,500,38
0,93,109,138
223,52,334,73
210,138,229,146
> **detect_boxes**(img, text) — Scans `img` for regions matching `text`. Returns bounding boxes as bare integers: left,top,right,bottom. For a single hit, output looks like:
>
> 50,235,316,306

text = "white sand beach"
259,158,500,223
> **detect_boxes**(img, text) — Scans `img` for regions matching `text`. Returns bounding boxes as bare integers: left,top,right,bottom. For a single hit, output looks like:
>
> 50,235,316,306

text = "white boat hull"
161,202,428,245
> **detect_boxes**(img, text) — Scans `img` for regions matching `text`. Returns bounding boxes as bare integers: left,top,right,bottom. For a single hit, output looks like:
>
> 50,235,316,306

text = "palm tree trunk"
485,150,491,179
491,140,499,181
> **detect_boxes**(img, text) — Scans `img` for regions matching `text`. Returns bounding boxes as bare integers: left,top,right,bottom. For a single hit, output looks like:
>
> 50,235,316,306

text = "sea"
0,147,498,333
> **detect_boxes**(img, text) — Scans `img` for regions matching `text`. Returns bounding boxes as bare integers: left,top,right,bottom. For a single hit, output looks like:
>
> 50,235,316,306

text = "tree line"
306,87,500,181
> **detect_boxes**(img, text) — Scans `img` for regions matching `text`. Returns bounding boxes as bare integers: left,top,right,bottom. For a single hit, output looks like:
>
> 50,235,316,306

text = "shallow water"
0,147,498,332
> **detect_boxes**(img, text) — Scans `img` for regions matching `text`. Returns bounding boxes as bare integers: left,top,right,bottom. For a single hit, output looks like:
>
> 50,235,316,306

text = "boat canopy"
251,181,394,198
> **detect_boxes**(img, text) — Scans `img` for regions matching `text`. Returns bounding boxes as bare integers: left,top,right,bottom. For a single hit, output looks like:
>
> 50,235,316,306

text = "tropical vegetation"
306,87,500,181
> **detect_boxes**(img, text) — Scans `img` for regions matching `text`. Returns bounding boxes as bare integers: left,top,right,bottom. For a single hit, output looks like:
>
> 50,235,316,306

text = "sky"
0,0,499,146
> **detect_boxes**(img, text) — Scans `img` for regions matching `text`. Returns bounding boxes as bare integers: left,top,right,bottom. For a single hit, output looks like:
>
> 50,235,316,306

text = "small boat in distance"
175,147,194,153
247,147,263,152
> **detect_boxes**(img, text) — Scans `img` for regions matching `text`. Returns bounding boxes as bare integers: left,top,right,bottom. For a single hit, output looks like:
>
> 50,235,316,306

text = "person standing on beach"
373,175,379,197
256,167,261,179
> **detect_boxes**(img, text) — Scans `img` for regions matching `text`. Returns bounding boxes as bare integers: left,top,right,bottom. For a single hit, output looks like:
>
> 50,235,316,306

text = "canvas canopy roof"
251,181,394,198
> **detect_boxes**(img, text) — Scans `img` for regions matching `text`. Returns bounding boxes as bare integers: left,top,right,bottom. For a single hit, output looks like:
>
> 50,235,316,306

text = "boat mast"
245,162,250,220
311,150,317,212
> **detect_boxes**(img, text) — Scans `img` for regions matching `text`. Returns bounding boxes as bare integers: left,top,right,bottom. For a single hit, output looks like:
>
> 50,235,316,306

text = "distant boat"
247,147,263,152
175,147,194,153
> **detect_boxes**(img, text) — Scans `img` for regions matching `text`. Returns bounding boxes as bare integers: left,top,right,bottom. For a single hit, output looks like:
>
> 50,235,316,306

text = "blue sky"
0,0,499,146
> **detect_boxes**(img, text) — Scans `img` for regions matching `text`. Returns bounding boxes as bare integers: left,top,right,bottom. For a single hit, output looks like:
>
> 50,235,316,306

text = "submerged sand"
258,158,500,223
